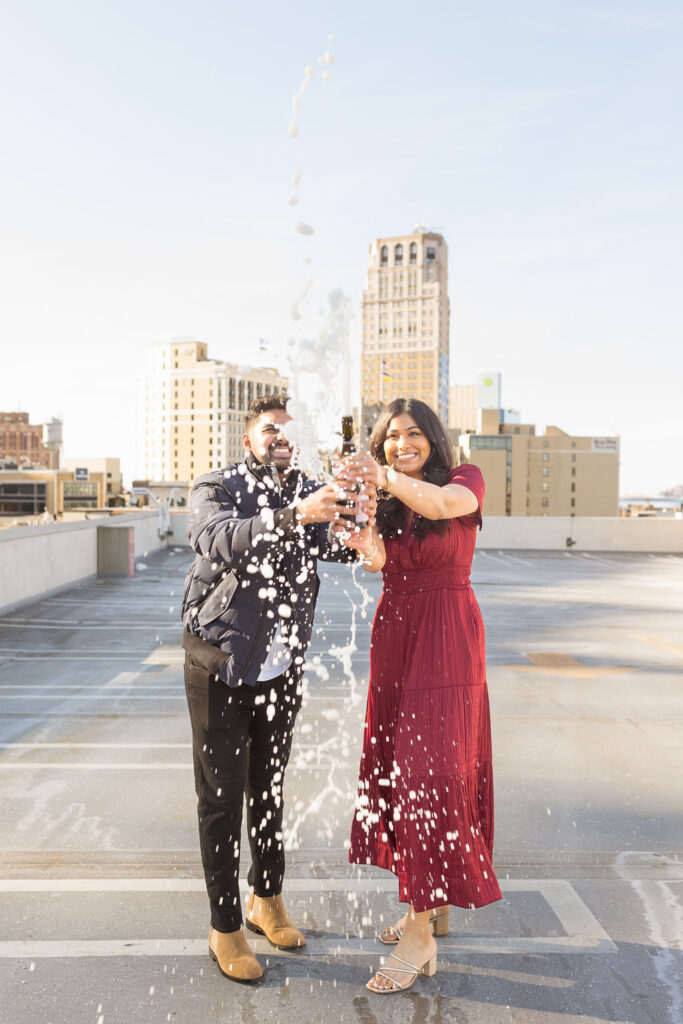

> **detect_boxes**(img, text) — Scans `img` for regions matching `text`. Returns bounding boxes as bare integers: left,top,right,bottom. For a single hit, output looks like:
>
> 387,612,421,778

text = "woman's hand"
331,522,385,572
331,520,374,553
337,453,387,490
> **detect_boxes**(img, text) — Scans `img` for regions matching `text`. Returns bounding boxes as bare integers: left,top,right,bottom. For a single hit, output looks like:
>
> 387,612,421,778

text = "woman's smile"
384,412,432,478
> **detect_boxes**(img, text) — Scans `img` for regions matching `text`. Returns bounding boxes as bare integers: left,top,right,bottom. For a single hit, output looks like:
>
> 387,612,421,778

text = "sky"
1,0,681,495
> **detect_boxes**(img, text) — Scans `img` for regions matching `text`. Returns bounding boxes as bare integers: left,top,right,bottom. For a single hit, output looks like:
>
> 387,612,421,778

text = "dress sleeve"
447,463,485,530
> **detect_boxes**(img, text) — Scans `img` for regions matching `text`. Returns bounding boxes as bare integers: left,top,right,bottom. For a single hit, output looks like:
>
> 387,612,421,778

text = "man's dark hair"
244,393,290,431
370,397,456,540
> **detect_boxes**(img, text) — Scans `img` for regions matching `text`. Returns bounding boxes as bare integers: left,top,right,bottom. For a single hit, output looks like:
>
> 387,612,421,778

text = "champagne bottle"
339,415,369,528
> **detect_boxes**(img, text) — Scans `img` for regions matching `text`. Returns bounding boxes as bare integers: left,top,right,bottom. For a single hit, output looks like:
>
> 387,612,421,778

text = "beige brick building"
458,410,619,516
0,468,108,517
361,230,450,422
0,412,56,469
139,341,288,482
64,457,122,502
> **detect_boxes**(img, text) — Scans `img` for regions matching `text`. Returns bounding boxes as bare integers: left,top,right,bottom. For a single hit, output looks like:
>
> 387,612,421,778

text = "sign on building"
591,438,619,452
74,467,89,481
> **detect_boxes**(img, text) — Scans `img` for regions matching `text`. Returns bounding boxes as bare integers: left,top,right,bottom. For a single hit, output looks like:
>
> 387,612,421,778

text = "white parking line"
498,553,535,567
0,743,192,749
0,878,616,957
0,762,354,771
0,685,180,691
579,553,617,568
477,551,513,566
0,622,178,630
0,695,187,701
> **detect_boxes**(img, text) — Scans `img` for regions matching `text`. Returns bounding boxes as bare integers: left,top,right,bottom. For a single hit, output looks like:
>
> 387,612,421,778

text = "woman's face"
383,412,432,480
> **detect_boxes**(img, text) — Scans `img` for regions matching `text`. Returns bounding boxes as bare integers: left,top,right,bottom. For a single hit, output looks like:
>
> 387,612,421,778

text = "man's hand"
296,484,357,526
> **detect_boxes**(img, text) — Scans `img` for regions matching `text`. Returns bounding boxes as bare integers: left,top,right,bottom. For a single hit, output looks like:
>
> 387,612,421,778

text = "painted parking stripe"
0,762,355,771
0,878,616,957
0,618,179,626
0,743,192,749
0,695,187,701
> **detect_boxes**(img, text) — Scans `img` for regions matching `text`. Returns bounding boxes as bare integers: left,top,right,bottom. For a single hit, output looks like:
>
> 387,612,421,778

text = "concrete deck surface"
0,547,681,1023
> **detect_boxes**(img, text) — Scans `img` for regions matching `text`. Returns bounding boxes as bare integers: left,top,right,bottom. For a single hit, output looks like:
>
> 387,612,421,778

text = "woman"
337,397,502,994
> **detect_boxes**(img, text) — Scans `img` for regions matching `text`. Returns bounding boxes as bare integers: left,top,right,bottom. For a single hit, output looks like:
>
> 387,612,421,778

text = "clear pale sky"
1,0,681,494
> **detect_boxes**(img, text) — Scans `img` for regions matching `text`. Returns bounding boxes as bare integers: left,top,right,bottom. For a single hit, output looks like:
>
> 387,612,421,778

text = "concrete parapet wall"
0,512,166,613
479,515,683,552
169,510,682,554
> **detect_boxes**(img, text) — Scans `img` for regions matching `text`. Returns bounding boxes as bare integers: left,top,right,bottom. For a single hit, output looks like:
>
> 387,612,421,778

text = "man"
181,395,370,983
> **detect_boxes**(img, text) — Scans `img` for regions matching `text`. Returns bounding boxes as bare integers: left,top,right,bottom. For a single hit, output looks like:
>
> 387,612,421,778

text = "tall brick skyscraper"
361,229,450,423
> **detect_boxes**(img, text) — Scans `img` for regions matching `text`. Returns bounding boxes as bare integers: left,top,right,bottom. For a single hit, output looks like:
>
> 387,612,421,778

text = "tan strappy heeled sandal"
378,908,449,944
366,950,437,994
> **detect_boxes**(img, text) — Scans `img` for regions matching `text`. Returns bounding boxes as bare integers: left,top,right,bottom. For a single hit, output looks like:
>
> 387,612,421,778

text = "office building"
64,458,122,503
448,384,478,433
0,412,59,469
0,467,109,517
449,373,519,435
139,341,288,482
360,229,450,422
458,409,619,516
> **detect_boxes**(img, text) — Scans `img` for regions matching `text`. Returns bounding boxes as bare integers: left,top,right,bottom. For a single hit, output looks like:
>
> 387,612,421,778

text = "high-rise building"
477,372,501,411
139,341,288,482
458,409,619,516
360,229,450,422
448,384,478,434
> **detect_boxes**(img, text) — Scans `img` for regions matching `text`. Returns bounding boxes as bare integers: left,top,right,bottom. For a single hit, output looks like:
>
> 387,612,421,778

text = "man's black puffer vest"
181,454,354,687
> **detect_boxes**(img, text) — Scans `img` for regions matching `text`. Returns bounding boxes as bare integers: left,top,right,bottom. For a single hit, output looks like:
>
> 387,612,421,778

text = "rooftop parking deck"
0,548,681,1023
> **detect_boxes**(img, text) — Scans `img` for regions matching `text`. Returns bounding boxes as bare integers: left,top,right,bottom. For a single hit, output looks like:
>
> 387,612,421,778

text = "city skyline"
1,1,681,494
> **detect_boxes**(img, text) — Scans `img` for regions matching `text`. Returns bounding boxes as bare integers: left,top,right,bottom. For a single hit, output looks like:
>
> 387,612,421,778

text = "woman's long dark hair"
370,397,456,540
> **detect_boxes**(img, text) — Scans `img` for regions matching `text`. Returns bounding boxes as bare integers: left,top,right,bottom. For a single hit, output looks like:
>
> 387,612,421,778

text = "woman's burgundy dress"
349,464,502,912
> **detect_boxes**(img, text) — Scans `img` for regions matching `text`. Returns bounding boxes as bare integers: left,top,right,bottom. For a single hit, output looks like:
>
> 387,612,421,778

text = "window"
542,467,549,477
63,481,98,510
571,498,575,507
409,242,417,264
541,497,549,508
395,243,403,265
571,483,575,492
543,440,549,448
571,454,576,463
542,482,549,492
426,247,436,262
0,482,47,514
542,453,549,462
380,245,388,266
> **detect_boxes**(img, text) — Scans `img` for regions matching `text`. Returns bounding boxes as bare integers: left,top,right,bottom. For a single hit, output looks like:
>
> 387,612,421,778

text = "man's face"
243,409,293,471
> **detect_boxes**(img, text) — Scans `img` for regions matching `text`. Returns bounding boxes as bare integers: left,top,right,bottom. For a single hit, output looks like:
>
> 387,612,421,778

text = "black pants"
184,652,303,932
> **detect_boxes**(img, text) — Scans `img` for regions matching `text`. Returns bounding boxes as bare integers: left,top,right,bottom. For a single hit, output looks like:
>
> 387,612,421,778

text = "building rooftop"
0,548,681,1018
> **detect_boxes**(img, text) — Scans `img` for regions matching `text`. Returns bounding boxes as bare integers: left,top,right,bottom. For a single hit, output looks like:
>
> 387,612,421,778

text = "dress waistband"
382,566,471,594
